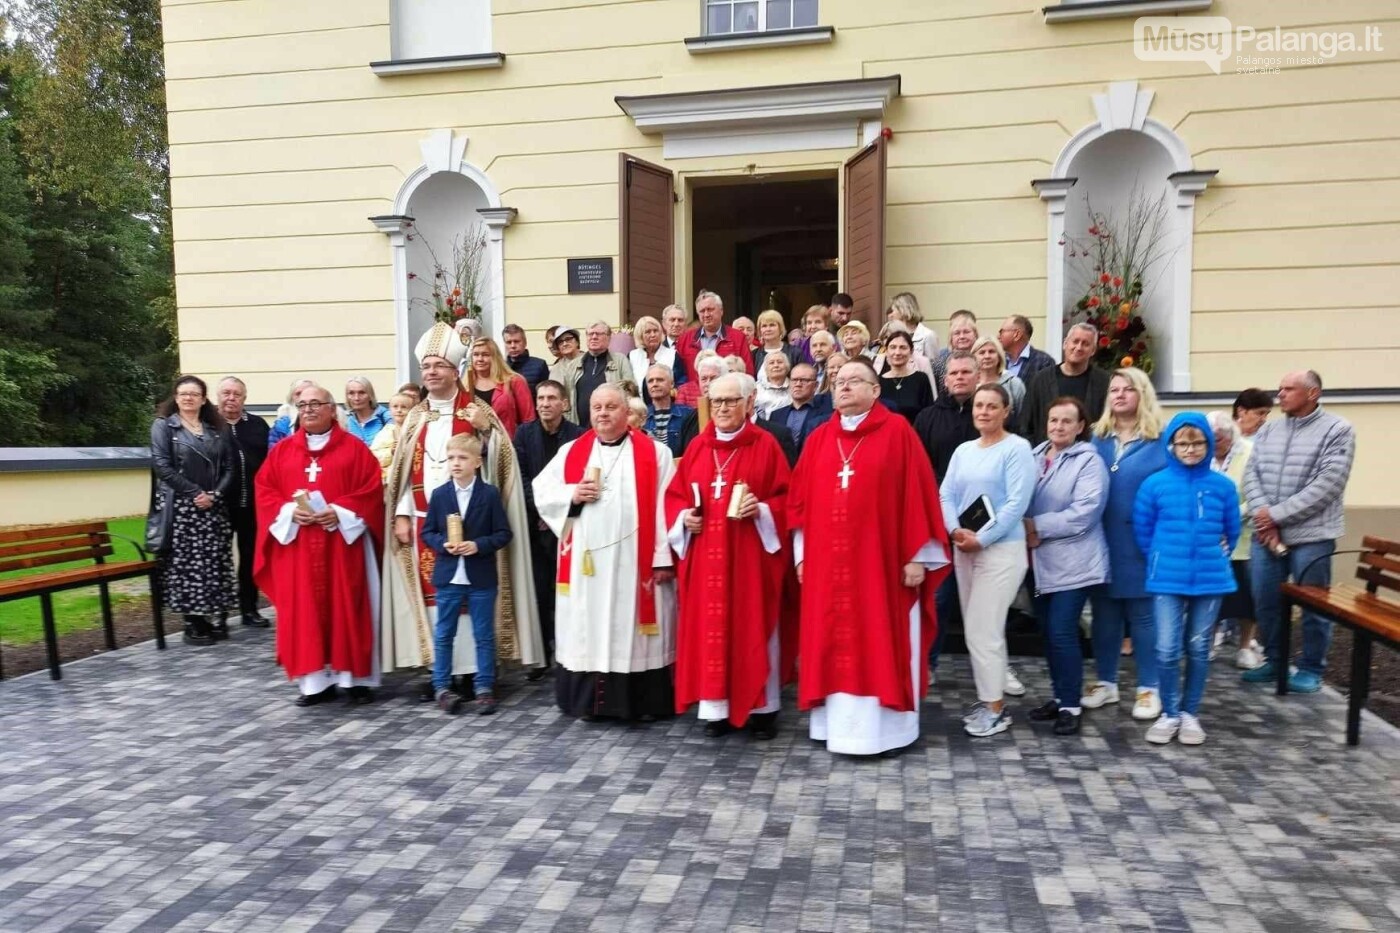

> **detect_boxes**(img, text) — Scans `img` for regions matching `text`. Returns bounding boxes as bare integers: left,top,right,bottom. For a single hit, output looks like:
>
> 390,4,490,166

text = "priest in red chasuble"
254,384,386,706
381,322,545,694
789,359,951,755
665,373,791,739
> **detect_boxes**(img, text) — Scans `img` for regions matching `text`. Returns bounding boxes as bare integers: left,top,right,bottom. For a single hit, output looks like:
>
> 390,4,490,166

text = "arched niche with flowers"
370,129,515,383
1033,82,1215,392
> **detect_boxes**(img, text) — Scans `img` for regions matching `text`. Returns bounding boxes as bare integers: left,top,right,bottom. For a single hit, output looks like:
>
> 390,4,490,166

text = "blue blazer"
421,479,513,589
767,394,833,450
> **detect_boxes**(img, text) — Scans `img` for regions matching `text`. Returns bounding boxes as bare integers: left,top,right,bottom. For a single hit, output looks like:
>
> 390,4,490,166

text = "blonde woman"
753,309,800,373
887,291,940,361
628,315,677,384
467,337,536,439
1083,367,1169,721
970,335,1025,424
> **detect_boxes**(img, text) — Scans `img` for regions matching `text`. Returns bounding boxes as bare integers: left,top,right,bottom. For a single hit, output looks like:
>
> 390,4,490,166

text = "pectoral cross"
305,458,322,483
837,462,854,490
710,474,728,500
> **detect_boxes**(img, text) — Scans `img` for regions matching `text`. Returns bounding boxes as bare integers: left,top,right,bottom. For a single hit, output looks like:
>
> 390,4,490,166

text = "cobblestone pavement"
2,627,1399,933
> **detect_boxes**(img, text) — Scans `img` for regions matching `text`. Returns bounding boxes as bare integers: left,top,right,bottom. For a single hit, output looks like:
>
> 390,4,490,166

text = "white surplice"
269,430,381,695
535,434,677,674
799,409,950,755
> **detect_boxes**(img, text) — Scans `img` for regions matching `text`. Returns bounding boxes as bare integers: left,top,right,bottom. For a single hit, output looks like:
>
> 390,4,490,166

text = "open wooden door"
842,137,886,330
619,153,674,326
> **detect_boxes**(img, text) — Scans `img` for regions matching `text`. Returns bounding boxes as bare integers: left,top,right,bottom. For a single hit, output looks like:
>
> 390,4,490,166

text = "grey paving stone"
2,628,1399,931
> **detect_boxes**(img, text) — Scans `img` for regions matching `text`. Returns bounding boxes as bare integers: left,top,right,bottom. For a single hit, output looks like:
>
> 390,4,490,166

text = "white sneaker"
1132,688,1162,721
1178,714,1206,745
1146,715,1180,744
1234,647,1263,670
1004,667,1026,697
1080,682,1119,709
961,701,986,724
964,706,1011,738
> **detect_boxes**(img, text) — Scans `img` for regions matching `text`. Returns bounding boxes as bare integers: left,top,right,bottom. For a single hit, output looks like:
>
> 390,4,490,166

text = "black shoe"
295,686,338,707
525,666,550,683
477,695,499,716
182,615,215,647
1028,700,1060,722
437,689,463,714
747,712,778,741
1053,710,1081,736
347,686,374,705
210,614,230,641
704,720,735,737
241,613,271,628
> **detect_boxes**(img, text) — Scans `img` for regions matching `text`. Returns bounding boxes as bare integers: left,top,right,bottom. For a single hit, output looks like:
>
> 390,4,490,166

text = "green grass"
0,516,149,647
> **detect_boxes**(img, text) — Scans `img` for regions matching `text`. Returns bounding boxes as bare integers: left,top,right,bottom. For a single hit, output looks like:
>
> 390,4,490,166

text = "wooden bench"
1280,535,1400,745
0,521,166,681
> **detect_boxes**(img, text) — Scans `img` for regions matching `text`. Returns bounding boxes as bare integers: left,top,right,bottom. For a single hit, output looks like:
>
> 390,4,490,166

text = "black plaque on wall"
567,258,614,294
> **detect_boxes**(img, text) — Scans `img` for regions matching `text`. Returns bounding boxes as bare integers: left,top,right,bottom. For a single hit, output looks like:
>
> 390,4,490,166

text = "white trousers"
955,539,1028,703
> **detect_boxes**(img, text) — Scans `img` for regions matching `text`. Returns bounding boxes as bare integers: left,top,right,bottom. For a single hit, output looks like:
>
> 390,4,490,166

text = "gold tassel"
639,623,660,637
581,549,594,576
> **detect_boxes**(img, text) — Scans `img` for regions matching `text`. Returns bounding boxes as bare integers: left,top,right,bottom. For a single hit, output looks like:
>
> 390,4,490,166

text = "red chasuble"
254,425,385,680
787,403,950,712
664,423,790,726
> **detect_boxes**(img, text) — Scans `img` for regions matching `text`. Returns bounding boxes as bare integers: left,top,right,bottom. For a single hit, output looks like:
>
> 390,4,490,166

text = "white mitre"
415,321,467,367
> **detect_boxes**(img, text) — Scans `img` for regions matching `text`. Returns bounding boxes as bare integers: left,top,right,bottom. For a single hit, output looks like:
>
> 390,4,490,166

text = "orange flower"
1119,302,1133,315
1121,355,1135,367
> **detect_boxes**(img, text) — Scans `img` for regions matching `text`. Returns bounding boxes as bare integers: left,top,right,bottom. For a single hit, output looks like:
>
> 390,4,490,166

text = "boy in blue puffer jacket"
1133,412,1241,746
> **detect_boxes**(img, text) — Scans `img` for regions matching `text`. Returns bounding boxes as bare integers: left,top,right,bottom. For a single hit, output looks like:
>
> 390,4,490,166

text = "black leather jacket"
150,414,235,502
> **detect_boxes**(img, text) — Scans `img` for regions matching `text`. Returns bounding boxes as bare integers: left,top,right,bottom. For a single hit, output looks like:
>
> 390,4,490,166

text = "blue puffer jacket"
1133,412,1241,596
1093,428,1168,598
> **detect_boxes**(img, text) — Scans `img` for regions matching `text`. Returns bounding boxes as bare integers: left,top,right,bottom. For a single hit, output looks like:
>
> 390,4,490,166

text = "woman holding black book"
939,383,1036,738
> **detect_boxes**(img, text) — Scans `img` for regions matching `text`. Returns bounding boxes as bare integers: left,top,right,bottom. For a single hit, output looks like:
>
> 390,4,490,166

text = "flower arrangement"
1062,188,1172,374
406,222,489,324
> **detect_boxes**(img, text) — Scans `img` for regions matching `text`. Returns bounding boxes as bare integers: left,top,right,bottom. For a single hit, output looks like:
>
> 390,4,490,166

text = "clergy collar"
306,429,333,450
839,409,872,431
716,423,747,442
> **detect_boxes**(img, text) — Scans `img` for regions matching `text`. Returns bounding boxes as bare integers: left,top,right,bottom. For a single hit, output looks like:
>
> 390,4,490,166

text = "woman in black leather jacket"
150,375,236,645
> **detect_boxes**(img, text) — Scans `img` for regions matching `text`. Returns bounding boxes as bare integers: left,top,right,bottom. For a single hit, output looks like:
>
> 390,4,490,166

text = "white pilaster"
369,214,415,384
1031,178,1078,356
477,207,518,342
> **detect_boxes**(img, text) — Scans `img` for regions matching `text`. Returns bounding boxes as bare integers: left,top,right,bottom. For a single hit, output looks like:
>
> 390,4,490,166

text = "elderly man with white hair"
534,382,679,722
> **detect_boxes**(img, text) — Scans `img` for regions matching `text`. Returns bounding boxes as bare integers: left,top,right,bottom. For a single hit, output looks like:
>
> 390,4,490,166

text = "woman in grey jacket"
1023,397,1110,735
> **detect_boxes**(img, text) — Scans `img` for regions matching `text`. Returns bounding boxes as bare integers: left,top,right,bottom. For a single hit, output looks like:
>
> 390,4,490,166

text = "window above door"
370,0,504,76
686,0,833,54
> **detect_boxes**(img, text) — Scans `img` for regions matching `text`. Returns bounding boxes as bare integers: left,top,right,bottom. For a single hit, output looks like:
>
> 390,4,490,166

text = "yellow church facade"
160,0,1399,524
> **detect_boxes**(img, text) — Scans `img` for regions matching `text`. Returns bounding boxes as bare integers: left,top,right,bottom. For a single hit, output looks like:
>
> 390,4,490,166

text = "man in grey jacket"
1241,370,1355,693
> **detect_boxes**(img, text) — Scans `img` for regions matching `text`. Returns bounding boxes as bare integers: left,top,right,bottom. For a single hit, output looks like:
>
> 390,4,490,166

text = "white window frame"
702,0,818,36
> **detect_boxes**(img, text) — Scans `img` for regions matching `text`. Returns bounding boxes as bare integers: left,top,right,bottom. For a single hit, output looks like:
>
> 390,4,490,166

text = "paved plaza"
2,627,1399,933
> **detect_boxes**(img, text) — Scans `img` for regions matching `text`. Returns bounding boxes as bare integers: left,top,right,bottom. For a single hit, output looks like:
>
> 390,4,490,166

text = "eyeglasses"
709,397,744,408
175,392,204,399
1172,441,1207,451
295,401,330,412
832,379,876,389
790,377,817,384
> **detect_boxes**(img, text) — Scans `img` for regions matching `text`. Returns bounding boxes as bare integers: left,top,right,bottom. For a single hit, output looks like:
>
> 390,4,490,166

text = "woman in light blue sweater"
940,383,1036,738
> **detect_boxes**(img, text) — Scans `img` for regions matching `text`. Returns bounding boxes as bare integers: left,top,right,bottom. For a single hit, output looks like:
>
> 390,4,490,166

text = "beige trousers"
955,538,1029,703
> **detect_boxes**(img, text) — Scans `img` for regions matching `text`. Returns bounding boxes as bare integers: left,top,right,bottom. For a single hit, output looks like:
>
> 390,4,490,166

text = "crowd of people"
146,289,1357,754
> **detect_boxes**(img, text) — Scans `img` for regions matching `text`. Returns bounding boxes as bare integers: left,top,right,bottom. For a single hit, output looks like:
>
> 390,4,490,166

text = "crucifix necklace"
710,449,739,500
835,437,865,490
305,458,322,483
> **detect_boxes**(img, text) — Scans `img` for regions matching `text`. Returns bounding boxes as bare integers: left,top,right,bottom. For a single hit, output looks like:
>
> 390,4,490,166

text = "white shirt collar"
716,423,747,441
428,396,454,411
839,409,872,430
306,430,332,451
454,478,476,494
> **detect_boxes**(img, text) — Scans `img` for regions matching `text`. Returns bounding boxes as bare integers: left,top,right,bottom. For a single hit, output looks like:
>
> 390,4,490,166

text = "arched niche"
371,129,515,383
1034,82,1215,392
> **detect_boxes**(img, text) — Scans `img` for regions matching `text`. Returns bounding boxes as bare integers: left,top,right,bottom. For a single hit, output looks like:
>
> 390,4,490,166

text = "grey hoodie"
1028,439,1111,594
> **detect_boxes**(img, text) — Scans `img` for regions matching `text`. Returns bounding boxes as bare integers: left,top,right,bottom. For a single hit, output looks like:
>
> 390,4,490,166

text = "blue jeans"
1033,588,1091,708
1154,594,1221,718
929,570,962,669
1090,594,1158,690
1250,538,1335,674
432,583,499,695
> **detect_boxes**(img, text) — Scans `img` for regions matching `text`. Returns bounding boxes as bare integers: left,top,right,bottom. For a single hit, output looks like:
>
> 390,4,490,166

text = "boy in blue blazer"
421,434,513,715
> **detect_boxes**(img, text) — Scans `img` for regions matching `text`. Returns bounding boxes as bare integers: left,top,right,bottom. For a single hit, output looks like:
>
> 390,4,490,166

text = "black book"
959,495,997,533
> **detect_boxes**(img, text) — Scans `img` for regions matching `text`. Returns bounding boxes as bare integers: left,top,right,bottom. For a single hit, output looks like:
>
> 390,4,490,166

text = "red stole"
559,428,659,635
409,390,477,605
